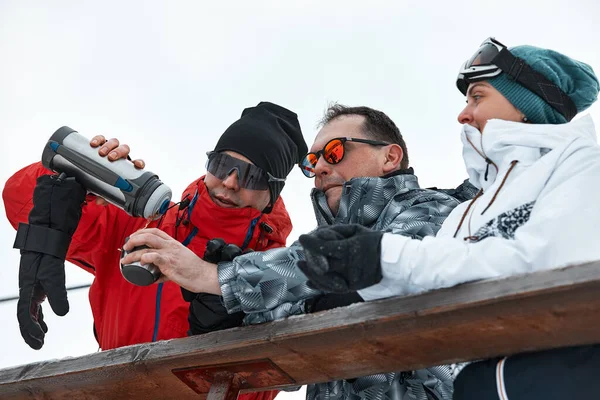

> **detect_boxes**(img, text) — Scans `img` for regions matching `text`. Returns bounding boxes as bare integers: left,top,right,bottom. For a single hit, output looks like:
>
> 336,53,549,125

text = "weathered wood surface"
1,261,600,399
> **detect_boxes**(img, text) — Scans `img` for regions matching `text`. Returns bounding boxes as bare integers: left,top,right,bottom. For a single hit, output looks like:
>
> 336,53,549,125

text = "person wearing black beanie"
3,100,307,400
212,101,308,213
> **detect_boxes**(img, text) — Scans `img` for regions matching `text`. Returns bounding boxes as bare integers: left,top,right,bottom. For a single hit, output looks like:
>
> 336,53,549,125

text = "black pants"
453,344,600,399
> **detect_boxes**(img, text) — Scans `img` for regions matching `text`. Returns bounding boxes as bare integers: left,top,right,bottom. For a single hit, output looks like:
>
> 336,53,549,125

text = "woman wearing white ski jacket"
297,38,600,399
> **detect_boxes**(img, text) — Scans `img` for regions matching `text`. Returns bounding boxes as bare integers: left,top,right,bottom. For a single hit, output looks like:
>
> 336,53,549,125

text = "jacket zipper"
151,283,164,342
152,190,199,342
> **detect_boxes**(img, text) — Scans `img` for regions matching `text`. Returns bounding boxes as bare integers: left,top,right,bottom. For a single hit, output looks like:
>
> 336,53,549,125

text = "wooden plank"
1,261,599,399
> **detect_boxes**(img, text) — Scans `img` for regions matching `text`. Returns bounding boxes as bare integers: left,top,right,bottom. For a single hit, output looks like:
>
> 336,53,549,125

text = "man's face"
204,151,271,211
310,115,390,215
457,81,523,132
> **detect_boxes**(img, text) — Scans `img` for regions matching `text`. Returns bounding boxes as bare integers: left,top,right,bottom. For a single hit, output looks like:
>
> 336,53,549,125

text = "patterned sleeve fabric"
305,364,467,400
217,173,467,325
218,241,321,316
429,179,479,204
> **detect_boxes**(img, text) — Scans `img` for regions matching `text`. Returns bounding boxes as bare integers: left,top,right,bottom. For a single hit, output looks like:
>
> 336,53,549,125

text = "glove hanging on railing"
13,173,86,349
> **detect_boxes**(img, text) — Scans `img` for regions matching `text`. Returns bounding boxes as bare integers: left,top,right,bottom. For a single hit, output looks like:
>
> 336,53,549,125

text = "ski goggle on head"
206,151,285,190
457,37,577,121
299,137,390,178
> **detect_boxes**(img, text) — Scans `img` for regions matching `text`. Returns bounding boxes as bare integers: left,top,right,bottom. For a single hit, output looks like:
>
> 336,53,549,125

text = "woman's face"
457,81,523,133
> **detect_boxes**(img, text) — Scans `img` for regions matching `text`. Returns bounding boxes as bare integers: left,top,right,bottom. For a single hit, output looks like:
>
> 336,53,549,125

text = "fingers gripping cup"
120,238,162,286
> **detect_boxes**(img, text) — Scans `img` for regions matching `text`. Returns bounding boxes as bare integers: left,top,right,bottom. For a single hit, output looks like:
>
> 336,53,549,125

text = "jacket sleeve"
217,241,321,317
217,190,461,320
3,162,142,274
358,150,600,301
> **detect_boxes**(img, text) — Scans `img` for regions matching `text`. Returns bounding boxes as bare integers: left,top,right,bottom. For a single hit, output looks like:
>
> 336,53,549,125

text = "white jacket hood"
462,115,597,191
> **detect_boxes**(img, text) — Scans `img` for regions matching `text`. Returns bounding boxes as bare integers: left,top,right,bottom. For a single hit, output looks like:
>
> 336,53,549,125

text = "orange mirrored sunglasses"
299,137,390,178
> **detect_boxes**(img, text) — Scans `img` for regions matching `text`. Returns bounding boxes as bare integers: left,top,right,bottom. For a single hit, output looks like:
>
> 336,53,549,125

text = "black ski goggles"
457,37,577,121
206,151,285,190
299,137,390,178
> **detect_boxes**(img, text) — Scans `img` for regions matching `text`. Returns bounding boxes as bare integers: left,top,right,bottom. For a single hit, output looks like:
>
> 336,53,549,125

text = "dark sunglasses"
299,137,390,178
206,151,285,190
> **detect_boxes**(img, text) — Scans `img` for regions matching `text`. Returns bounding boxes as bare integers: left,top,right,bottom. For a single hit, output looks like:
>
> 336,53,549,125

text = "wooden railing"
1,261,599,399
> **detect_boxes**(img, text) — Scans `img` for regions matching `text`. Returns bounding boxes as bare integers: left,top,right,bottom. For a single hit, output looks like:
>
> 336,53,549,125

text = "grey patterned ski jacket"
217,170,476,400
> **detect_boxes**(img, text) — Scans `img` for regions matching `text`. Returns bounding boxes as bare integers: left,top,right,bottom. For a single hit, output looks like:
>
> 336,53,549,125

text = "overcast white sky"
1,0,599,395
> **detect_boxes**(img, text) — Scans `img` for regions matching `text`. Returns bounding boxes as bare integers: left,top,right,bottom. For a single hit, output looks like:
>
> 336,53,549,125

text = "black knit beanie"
214,101,308,213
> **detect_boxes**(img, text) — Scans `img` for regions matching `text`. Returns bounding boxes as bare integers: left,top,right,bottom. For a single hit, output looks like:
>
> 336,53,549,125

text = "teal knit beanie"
488,45,599,124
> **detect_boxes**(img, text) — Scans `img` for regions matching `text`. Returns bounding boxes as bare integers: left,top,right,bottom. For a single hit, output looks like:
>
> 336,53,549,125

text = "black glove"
298,224,384,294
182,239,251,335
180,238,248,301
305,292,364,313
13,174,86,349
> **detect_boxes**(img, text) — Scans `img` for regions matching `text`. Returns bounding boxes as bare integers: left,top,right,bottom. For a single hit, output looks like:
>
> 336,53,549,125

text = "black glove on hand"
180,238,247,301
298,224,384,294
13,174,86,349
305,292,364,313
182,238,251,335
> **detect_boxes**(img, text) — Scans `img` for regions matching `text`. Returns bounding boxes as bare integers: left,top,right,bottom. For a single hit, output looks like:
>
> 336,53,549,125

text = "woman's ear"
382,144,404,174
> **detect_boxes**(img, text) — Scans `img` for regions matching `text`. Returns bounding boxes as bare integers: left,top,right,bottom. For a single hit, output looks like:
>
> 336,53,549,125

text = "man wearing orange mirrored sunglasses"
122,103,477,400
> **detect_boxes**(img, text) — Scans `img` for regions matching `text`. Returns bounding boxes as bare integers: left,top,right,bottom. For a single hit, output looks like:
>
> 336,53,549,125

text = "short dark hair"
319,104,409,169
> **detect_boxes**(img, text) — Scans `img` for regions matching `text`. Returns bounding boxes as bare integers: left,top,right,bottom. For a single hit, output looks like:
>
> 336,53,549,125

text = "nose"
313,154,331,178
221,169,240,191
457,103,473,125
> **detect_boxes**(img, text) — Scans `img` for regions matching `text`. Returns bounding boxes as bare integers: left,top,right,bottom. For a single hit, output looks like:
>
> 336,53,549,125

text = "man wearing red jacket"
3,101,307,400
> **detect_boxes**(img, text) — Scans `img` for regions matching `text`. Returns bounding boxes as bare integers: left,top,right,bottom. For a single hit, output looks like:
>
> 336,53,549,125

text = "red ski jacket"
4,162,293,400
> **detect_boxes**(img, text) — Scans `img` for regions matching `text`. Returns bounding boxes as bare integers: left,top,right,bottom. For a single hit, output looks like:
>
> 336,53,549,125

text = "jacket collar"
182,176,292,247
311,170,420,226
462,115,597,191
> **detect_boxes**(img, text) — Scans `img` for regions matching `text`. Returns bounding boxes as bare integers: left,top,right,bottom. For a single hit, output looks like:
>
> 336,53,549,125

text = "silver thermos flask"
42,126,170,286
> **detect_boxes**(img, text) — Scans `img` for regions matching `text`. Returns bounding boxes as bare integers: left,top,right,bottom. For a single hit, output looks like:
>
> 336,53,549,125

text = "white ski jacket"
359,115,600,300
